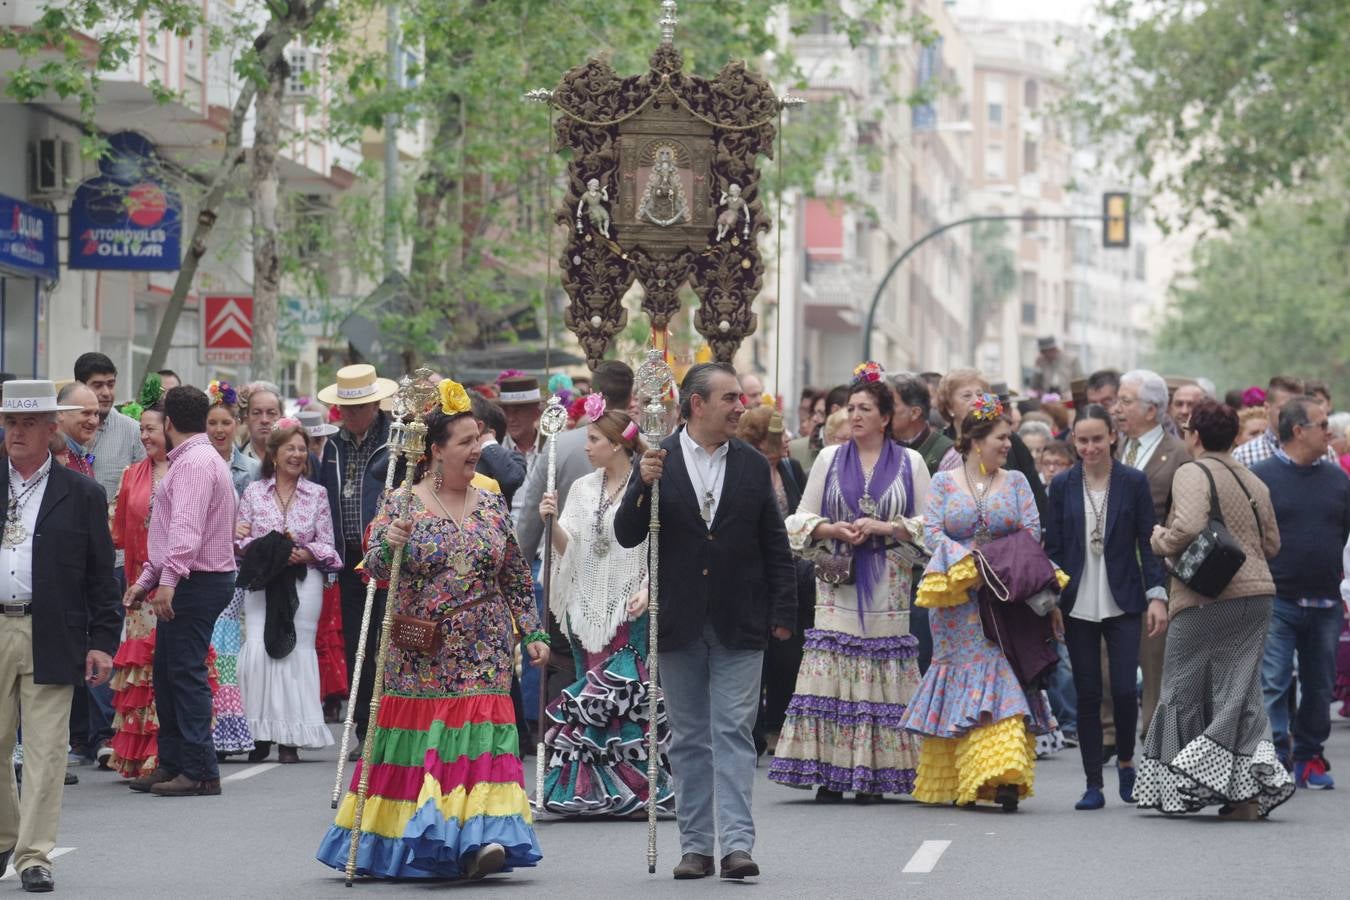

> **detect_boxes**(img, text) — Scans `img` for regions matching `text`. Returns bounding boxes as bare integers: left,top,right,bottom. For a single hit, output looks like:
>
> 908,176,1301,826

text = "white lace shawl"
549,469,647,654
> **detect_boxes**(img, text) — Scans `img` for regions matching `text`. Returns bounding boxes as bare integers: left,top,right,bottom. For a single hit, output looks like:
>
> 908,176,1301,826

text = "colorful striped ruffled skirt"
317,691,542,880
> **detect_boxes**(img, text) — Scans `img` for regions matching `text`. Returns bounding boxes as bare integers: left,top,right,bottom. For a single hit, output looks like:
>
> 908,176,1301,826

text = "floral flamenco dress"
540,469,674,816
318,489,543,879
109,458,220,776
901,468,1054,807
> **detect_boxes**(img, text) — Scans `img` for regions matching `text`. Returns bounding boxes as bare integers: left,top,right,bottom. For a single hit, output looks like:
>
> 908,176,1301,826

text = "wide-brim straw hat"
1,380,81,414
317,364,399,407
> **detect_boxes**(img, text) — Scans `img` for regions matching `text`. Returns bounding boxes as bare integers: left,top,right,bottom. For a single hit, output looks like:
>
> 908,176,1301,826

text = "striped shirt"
90,406,146,500
134,433,237,591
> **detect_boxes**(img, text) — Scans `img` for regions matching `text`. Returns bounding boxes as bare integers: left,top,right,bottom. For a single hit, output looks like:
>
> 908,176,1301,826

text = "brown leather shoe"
278,745,300,764
719,850,760,879
150,774,222,797
672,852,715,880
128,767,176,793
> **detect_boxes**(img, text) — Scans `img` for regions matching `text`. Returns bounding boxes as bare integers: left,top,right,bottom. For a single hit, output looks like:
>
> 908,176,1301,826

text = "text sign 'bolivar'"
68,132,182,272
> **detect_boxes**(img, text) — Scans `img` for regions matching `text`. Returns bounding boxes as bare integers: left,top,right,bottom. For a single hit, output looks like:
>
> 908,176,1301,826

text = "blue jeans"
1261,599,1343,762
1045,638,1078,734
660,623,762,857
521,559,545,725
154,571,234,781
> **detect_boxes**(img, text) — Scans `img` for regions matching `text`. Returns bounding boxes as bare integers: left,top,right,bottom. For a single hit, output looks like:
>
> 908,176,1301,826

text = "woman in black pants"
1044,405,1169,809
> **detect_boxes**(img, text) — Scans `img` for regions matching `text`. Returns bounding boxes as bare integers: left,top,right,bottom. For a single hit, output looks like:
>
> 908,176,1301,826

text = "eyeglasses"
1296,420,1330,432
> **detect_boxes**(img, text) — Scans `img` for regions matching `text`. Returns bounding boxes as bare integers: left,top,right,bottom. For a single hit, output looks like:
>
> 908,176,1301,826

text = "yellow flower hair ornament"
438,378,471,416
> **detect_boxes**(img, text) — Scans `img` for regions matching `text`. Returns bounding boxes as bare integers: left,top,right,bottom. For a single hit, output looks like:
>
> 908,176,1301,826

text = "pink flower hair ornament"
276,416,302,431
584,394,607,423
622,420,639,441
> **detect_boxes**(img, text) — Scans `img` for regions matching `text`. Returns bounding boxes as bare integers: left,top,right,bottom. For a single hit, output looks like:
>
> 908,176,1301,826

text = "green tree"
329,0,938,369
1075,0,1350,230
1148,196,1350,398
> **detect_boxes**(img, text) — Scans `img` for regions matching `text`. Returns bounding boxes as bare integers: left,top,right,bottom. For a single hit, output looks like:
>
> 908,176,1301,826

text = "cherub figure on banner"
577,178,612,238
716,183,750,241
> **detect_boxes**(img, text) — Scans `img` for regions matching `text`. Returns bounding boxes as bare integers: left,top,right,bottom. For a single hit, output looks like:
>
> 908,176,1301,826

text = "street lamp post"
861,212,1107,361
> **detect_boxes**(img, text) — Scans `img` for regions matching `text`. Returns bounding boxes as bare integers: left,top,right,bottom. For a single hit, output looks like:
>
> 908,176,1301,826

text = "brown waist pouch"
388,595,496,654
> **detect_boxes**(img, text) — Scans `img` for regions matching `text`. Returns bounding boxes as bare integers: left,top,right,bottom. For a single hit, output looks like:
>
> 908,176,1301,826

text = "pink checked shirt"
235,476,342,571
135,433,237,591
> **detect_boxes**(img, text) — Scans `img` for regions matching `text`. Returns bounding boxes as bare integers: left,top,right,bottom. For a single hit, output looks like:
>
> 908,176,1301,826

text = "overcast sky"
952,0,1098,26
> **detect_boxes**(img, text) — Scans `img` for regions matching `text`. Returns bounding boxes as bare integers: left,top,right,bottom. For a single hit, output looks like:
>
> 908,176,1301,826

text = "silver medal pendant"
859,495,879,517
2,520,25,548
342,481,355,499
1090,536,1105,556
594,534,611,558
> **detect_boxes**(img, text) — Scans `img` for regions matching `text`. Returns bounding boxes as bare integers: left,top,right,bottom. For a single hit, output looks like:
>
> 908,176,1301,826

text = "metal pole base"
648,865,655,875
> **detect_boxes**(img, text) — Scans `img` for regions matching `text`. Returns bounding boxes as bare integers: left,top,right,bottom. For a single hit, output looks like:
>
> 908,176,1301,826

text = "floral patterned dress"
211,454,258,756
901,468,1050,806
318,488,544,880
770,442,929,795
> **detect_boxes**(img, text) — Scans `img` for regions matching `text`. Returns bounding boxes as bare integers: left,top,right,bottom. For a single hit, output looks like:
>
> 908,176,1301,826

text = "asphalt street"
7,715,1348,898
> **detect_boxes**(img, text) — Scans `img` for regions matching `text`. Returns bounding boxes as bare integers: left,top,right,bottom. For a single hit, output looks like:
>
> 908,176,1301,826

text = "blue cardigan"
1044,462,1166,616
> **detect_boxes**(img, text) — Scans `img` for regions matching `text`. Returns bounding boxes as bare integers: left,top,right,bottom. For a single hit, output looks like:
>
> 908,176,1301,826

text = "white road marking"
222,763,279,782
2,846,74,880
902,840,952,874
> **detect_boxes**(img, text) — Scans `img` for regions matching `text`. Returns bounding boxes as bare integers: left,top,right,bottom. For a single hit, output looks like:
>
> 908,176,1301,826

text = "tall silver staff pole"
344,373,439,886
635,347,675,875
331,378,411,809
534,396,569,813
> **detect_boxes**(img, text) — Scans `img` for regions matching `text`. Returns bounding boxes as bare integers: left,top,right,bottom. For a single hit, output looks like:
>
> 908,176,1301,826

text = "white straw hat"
0,380,81,414
317,364,399,406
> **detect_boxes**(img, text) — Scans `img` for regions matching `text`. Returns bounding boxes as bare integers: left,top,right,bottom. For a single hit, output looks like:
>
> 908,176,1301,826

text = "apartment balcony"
803,256,868,333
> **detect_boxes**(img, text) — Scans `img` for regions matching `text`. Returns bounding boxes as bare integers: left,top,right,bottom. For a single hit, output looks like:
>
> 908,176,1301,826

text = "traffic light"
1102,192,1130,248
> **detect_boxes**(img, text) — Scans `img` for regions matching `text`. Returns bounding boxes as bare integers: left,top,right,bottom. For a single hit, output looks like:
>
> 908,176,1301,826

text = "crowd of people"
1,345,1348,891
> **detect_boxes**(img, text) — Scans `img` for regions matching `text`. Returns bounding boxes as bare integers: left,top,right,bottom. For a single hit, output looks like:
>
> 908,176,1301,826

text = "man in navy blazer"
615,362,796,882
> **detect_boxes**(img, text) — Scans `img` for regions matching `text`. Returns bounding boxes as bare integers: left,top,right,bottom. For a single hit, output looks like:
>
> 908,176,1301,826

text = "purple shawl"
824,439,914,629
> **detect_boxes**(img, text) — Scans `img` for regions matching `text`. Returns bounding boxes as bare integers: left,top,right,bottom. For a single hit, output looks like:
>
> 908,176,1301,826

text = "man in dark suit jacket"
0,382,120,892
1115,369,1187,741
615,363,796,882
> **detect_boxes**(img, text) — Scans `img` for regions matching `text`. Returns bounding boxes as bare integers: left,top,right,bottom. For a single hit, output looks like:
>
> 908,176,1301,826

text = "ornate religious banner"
530,1,790,367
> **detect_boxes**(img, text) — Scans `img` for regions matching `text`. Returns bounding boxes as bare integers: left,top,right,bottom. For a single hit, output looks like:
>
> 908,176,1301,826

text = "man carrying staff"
615,362,796,882
315,364,399,759
0,381,120,893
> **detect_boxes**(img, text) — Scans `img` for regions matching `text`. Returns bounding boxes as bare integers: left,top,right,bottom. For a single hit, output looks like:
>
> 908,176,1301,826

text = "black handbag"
1167,460,1262,598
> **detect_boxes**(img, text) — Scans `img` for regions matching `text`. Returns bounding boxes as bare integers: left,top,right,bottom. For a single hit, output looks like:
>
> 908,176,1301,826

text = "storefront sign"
68,132,182,271
0,193,57,281
201,294,254,364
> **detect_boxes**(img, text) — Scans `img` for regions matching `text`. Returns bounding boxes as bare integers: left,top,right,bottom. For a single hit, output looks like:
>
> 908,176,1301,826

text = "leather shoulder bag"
1167,460,1263,598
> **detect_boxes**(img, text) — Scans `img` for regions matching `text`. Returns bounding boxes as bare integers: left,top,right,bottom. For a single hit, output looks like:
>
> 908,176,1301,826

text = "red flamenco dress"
109,459,219,777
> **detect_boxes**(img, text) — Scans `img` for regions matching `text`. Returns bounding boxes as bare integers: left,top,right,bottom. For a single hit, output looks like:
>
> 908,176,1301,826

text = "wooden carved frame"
549,38,778,367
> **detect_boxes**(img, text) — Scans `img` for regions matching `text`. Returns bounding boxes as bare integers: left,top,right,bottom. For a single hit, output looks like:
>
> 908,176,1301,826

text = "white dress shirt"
2,454,52,603
1121,425,1165,470
678,427,729,527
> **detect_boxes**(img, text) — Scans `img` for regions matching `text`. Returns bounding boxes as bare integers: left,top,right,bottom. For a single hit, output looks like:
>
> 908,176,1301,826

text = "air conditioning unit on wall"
28,138,75,197
285,49,318,100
